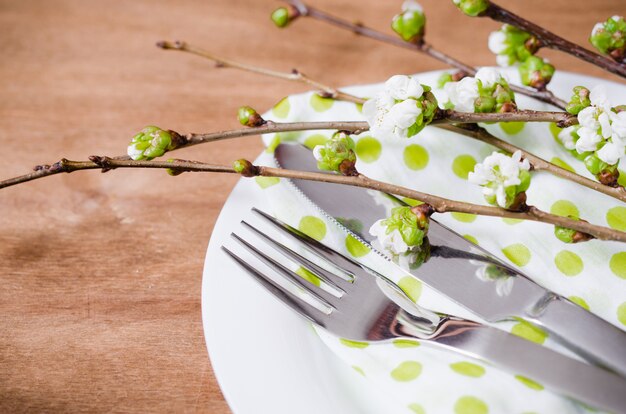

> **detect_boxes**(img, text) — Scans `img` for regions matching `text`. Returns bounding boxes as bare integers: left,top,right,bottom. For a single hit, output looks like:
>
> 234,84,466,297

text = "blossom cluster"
468,150,531,209
312,131,357,174
369,206,428,258
558,86,626,174
488,25,554,88
443,67,516,113
363,75,438,140
589,15,626,62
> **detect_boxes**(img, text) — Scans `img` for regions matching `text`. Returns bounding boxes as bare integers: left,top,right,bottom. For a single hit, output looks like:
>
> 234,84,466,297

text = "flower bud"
565,86,591,115
237,106,265,127
589,16,626,62
452,0,489,17
369,206,429,256
271,5,300,28
391,1,426,43
312,131,357,175
233,159,258,177
554,217,593,243
584,154,619,185
518,56,555,89
127,126,179,161
488,25,537,67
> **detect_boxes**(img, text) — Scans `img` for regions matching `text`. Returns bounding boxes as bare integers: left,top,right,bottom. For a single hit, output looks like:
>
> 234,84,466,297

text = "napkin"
253,69,625,414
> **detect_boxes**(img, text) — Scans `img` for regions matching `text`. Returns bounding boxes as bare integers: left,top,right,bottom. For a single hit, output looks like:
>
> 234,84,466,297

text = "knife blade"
275,143,626,378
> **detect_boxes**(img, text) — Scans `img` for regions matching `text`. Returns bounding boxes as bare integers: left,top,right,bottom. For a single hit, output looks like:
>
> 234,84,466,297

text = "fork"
221,208,626,413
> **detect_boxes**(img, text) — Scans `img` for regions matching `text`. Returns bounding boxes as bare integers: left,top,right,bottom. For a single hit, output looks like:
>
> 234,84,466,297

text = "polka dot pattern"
355,136,382,163
391,361,422,382
298,216,326,241
554,250,584,276
610,252,626,279
454,396,488,414
502,244,531,267
452,155,477,180
607,206,626,231
450,361,486,378
309,94,334,112
511,320,548,344
345,234,370,258
403,144,429,170
398,276,422,303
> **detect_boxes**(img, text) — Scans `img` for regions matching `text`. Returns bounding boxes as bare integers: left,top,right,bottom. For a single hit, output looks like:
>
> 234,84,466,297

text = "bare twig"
484,2,626,79
4,156,625,242
156,40,363,104
287,0,568,109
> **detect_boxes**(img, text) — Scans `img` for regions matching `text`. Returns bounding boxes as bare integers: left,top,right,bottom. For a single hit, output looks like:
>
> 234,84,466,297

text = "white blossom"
369,220,409,256
557,126,578,150
363,75,428,139
475,67,503,88
488,30,507,54
384,75,424,101
312,145,323,161
444,77,479,112
468,150,530,208
574,86,626,164
443,68,506,113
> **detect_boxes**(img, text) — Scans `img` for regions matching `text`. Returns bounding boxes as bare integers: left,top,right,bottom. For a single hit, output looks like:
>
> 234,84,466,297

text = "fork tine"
230,232,339,309
251,208,372,279
221,246,328,327
241,220,350,294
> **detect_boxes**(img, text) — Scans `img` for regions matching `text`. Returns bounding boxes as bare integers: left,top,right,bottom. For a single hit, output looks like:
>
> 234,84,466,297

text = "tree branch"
156,40,364,104
288,0,567,109
4,156,625,243
484,2,626,79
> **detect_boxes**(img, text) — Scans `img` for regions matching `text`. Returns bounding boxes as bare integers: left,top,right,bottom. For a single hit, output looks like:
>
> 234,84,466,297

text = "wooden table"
1,0,622,411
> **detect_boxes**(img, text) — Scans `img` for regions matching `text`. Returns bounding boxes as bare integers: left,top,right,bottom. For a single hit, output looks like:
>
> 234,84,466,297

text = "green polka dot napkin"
251,69,625,413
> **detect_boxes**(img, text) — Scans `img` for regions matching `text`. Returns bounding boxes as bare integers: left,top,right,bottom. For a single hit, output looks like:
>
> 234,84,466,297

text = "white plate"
202,70,625,414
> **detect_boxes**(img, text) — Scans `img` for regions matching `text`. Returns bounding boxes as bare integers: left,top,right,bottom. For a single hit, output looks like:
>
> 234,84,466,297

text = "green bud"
584,153,609,175
475,95,497,113
127,126,178,161
518,56,555,89
233,159,258,177
452,0,490,17
391,6,426,43
313,131,357,174
437,72,453,88
473,76,516,113
565,86,591,115
554,224,577,243
237,106,264,127
382,206,429,248
271,6,299,28
589,16,626,61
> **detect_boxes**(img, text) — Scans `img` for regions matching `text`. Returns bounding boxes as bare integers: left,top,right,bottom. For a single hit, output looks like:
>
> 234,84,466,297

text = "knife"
274,143,626,378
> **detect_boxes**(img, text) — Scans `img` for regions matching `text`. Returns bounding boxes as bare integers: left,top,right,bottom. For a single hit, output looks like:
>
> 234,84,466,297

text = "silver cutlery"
275,143,626,378
222,208,626,413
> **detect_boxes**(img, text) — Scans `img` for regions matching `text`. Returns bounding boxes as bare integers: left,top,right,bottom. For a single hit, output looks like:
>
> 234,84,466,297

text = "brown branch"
4,156,625,242
438,109,576,127
484,2,626,79
156,40,363,104
287,0,567,109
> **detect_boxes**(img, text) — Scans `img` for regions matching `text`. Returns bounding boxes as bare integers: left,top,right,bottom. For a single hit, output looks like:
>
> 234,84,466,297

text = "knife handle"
526,296,626,378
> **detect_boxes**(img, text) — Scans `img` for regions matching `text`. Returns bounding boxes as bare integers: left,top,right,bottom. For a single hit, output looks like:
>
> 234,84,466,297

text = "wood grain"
0,0,622,412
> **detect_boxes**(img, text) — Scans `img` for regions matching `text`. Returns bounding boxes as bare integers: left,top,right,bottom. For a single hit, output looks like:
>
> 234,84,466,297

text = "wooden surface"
0,0,622,412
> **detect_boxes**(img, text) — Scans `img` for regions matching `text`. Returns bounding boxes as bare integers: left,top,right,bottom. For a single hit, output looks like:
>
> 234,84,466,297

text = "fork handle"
525,296,626,378
394,315,626,413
